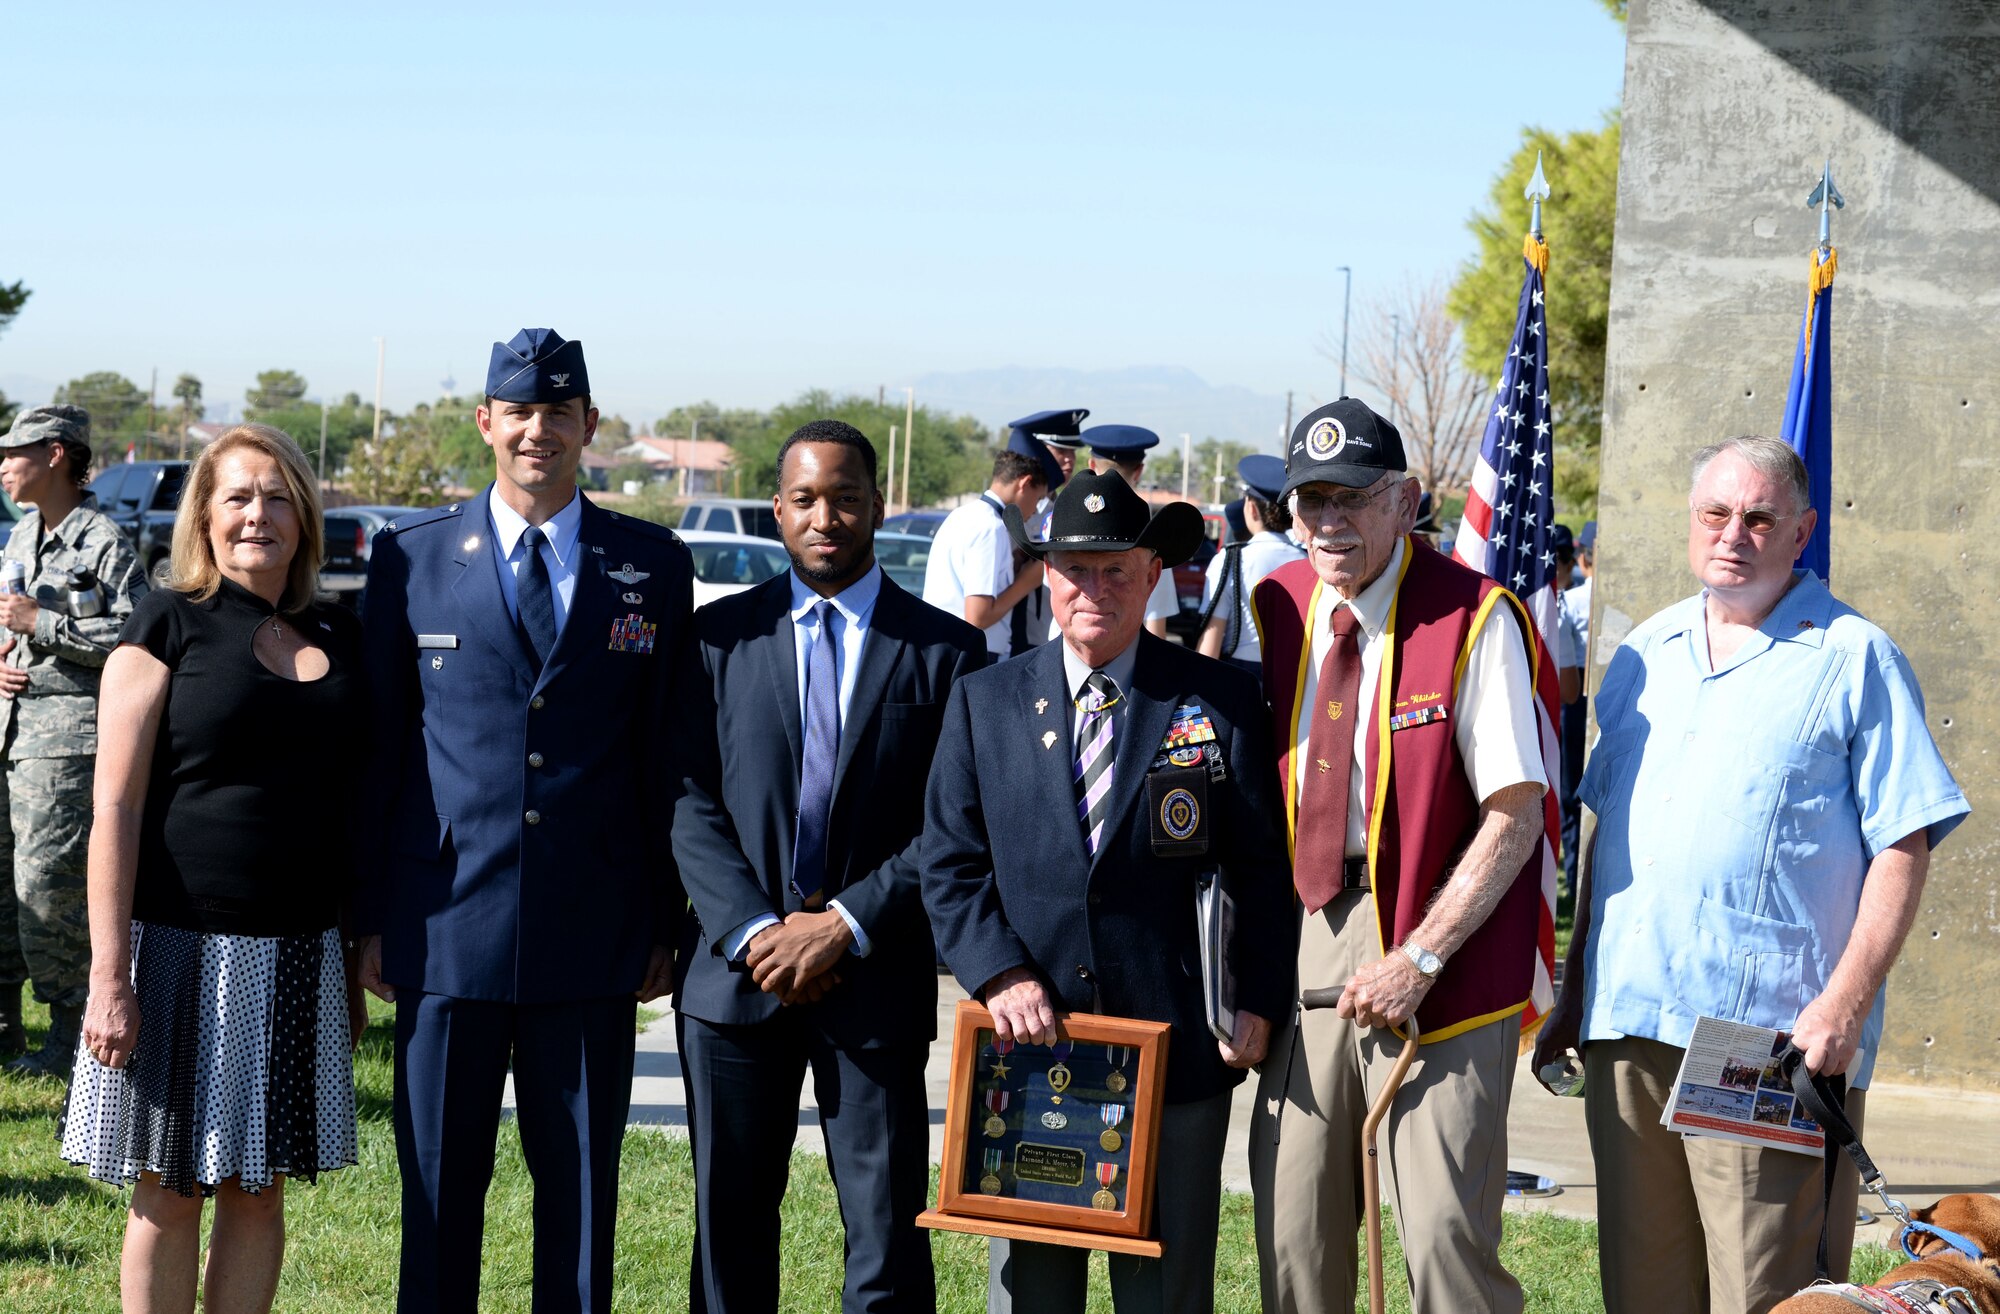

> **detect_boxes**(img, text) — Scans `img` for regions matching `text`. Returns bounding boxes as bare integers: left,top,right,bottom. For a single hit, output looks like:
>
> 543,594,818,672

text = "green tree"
391,396,487,484
653,401,763,447
0,279,29,427
349,428,453,507
245,369,309,417
1448,115,1618,508
53,371,148,435
170,374,204,454
1600,0,1627,20
733,390,991,507
254,398,376,478
597,413,634,444
0,279,27,337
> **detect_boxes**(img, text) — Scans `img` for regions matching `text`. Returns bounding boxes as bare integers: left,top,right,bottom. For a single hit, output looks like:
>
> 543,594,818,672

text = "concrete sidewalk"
533,978,2000,1240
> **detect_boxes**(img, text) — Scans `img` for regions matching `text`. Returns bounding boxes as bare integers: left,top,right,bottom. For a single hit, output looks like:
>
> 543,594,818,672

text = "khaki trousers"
1250,892,1524,1314
1585,1035,1866,1314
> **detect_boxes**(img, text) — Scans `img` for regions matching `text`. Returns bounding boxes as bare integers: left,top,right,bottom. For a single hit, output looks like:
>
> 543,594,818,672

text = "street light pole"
1337,266,1353,397
901,386,915,512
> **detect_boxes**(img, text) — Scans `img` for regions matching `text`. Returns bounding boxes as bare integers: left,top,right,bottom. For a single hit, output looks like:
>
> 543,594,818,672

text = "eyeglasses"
1691,503,1793,535
1290,482,1399,521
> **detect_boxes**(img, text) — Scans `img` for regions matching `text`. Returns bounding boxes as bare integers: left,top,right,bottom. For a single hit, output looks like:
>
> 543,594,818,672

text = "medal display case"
917,1001,1170,1256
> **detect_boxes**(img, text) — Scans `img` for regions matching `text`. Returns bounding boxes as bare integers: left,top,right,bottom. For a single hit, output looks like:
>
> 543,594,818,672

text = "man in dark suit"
921,470,1292,1314
674,419,985,1313
355,328,692,1314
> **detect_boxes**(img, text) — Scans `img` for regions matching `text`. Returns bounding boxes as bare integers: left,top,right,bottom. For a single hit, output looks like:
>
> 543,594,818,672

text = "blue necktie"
518,525,557,667
791,600,840,905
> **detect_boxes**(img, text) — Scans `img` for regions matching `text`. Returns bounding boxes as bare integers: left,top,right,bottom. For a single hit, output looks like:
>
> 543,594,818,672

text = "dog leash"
1805,1278,1984,1314
1780,1045,1990,1281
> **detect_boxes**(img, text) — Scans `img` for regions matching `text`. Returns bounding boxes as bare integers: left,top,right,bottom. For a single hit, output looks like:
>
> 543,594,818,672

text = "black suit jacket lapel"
450,491,537,687
1023,641,1092,872
830,575,908,804
1091,634,1178,872
756,576,804,771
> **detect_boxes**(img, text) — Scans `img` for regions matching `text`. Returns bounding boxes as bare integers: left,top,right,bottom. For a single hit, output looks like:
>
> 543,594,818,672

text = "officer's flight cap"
486,328,590,404
1006,408,1089,491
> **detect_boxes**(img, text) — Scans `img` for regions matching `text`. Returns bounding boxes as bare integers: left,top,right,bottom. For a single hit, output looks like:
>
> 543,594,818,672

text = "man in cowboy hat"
921,470,1292,1314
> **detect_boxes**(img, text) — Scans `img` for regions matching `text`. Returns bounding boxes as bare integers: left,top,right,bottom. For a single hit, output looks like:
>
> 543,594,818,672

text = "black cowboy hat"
1004,468,1204,567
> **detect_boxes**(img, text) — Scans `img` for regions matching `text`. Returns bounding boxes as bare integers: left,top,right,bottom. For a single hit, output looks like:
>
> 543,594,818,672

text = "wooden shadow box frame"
917,1001,1171,1258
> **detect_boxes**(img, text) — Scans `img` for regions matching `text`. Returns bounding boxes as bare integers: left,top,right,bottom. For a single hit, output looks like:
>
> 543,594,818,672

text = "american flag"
1451,233,1563,1032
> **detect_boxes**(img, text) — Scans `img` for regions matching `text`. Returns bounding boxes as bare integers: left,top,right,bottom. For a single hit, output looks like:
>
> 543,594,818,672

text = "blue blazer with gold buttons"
357,486,693,1004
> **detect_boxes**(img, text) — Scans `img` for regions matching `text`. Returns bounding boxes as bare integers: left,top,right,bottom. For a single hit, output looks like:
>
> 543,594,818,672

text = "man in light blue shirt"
1534,436,1968,1314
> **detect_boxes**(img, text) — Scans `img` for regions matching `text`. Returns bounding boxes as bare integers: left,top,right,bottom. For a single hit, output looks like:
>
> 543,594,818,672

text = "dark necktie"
1074,671,1119,856
517,525,557,667
791,600,840,906
1293,605,1363,912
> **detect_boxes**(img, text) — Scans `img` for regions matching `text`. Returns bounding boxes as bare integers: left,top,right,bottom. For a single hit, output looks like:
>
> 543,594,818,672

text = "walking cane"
1300,988,1422,1314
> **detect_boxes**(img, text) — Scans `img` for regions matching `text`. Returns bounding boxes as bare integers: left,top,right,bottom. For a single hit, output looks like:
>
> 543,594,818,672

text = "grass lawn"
1,998,1901,1311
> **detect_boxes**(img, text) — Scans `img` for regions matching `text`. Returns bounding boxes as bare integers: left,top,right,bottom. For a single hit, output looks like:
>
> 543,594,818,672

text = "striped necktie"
1074,671,1120,855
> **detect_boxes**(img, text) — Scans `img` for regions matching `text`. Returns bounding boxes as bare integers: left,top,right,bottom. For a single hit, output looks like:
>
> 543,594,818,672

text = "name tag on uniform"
417,634,459,649
1146,767,1211,857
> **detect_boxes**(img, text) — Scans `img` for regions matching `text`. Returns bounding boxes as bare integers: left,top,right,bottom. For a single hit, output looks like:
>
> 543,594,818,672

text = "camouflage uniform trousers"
0,752,94,1008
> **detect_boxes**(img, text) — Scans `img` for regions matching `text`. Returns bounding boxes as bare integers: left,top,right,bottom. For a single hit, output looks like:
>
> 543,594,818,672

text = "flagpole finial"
1525,151,1551,240
1806,156,1845,255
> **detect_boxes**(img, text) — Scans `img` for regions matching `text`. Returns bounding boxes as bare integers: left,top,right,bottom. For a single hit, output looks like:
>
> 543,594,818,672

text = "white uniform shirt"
1291,540,1546,855
1201,531,1306,664
922,493,1015,656
486,486,582,631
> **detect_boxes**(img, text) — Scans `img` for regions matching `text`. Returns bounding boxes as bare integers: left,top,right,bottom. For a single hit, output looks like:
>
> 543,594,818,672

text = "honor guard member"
674,420,986,1313
922,471,1292,1314
1046,425,1179,640
355,328,693,1314
1248,398,1552,1314
0,406,146,1073
1197,454,1304,678
921,447,1047,663
1001,409,1088,657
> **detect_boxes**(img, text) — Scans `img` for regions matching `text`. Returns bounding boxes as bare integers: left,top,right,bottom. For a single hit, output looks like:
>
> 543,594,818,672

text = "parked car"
679,529,791,607
677,497,780,541
322,504,424,603
881,510,947,539
872,530,931,595
87,461,189,584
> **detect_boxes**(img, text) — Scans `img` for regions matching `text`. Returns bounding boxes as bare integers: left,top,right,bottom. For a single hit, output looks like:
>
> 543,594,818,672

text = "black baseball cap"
1280,397,1406,498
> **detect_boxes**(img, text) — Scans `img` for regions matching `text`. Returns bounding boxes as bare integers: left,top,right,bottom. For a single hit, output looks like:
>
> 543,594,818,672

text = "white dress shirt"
726,563,886,961
1291,540,1546,855
486,485,583,631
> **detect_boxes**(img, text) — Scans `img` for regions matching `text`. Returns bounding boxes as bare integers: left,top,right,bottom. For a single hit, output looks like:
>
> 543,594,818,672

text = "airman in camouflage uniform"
0,405,147,1074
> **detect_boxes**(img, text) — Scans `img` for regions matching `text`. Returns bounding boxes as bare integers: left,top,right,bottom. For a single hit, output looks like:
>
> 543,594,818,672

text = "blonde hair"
169,424,325,614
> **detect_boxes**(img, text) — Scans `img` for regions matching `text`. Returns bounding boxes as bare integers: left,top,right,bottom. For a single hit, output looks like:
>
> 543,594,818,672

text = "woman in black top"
63,424,365,1313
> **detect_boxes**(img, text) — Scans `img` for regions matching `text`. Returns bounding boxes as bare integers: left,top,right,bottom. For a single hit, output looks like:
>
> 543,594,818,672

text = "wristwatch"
1399,942,1444,979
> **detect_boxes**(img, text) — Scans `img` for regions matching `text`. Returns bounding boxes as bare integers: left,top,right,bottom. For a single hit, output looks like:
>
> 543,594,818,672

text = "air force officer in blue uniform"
356,328,693,1314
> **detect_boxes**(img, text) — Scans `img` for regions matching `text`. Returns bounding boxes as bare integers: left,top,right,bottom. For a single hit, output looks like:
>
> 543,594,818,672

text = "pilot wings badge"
608,562,651,584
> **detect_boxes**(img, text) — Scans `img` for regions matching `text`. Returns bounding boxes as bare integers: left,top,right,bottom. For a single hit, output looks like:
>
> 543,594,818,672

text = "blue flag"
1779,247,1835,581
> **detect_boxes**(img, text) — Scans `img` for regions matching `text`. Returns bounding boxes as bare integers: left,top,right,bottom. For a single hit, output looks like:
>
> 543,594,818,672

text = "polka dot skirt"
60,922,358,1198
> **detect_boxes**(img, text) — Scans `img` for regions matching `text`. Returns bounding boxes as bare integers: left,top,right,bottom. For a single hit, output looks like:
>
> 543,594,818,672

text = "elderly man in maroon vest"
1247,398,1552,1314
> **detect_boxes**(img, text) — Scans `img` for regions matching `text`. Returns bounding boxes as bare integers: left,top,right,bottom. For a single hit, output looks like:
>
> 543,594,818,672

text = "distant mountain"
910,365,1290,452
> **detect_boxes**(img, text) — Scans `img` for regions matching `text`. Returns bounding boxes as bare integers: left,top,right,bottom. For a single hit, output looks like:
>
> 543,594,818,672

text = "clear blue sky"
3,2,1627,425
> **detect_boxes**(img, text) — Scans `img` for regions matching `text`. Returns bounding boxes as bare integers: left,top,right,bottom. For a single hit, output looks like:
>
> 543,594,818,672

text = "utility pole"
148,368,158,457
1337,266,1353,397
318,399,329,488
1284,390,1294,443
1389,313,1403,429
372,338,386,445
1180,433,1191,500
901,386,915,513
886,425,899,512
